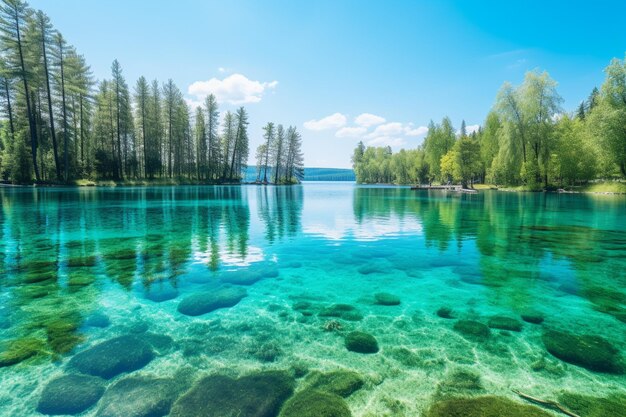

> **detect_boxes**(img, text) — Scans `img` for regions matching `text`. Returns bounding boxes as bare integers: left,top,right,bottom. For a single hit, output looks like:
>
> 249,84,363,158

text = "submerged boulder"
177,286,247,316
37,374,105,415
0,337,45,367
488,316,523,332
520,312,544,325
558,392,626,417
68,335,154,379
279,389,352,417
436,307,456,319
345,331,379,354
170,371,294,417
542,329,624,373
319,304,363,321
144,282,179,302
85,312,111,328
95,376,183,417
425,396,552,417
374,292,401,306
453,320,491,340
307,370,364,397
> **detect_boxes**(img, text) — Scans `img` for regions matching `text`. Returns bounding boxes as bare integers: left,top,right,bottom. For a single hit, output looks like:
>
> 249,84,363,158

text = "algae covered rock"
374,292,401,306
319,304,363,321
558,392,626,417
68,335,154,379
95,376,183,417
345,331,379,354
37,374,105,415
436,307,455,319
0,337,45,367
542,329,624,373
426,396,553,417
453,320,490,339
177,286,247,316
488,316,523,332
308,370,364,397
520,312,544,325
170,371,294,417
279,389,352,417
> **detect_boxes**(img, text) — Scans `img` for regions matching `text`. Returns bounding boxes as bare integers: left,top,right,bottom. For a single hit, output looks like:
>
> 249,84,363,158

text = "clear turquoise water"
0,183,625,416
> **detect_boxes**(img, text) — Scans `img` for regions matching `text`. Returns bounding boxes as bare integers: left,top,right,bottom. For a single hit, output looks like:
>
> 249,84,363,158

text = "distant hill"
243,167,355,182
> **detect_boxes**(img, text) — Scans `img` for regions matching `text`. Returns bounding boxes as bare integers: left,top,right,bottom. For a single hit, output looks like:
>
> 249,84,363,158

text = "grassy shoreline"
472,182,626,195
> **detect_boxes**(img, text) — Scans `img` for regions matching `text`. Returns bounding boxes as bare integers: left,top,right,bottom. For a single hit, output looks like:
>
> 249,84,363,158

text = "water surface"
1,183,625,416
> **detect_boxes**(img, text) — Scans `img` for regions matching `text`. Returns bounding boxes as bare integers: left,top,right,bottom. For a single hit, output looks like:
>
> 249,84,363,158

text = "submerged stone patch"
144,282,179,302
307,370,364,397
177,286,247,316
345,331,379,354
520,312,544,325
279,389,352,417
0,337,45,367
453,320,491,340
558,392,626,417
488,316,523,332
542,329,624,373
68,335,154,379
95,376,183,417
319,304,363,321
425,396,552,417
436,307,456,319
170,371,294,417
374,292,401,306
37,374,105,415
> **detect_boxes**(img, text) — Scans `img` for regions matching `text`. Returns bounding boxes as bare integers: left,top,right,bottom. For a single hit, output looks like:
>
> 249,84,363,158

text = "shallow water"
0,183,625,416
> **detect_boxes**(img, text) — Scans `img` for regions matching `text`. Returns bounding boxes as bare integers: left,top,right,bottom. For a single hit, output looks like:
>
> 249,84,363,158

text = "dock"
411,185,478,193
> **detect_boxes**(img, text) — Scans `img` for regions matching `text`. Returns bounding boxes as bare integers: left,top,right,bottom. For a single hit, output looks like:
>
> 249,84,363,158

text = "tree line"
254,122,304,184
0,0,303,184
352,56,626,189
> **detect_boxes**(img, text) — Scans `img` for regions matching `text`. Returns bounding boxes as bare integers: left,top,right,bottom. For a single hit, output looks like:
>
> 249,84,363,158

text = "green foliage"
354,60,626,187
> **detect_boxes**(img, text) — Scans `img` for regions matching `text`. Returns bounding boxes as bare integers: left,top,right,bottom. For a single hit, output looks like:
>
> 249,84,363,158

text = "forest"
352,57,626,190
0,0,303,185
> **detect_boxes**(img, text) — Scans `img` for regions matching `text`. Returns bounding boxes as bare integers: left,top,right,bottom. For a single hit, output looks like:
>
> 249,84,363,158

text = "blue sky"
29,0,626,168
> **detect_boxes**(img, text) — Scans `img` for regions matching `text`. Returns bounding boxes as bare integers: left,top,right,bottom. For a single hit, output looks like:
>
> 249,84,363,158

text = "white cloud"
355,113,386,127
303,113,347,131
187,73,278,105
367,122,405,138
336,126,367,138
218,67,227,73
404,125,429,136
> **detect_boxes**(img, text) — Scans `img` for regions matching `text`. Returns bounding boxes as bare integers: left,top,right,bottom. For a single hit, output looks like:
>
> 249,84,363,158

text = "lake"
1,183,625,416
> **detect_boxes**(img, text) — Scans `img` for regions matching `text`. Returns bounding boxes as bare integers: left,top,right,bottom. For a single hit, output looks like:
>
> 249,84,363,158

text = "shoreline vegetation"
352,57,626,194
0,1,304,186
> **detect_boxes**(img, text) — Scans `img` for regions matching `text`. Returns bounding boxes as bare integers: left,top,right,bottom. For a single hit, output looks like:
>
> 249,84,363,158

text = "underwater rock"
85,313,111,328
425,396,552,417
68,335,154,379
248,341,283,362
520,312,544,325
307,370,364,397
488,316,523,332
144,283,179,302
319,304,363,321
221,264,279,286
436,307,456,319
558,392,626,417
95,376,183,417
453,320,491,340
0,337,45,367
435,368,483,397
374,292,401,306
357,263,386,275
177,286,247,316
345,331,379,354
542,329,624,373
37,374,105,415
279,389,352,417
142,333,174,355
170,371,294,417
